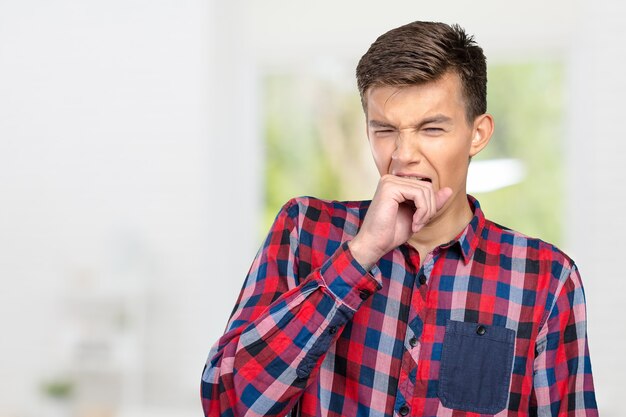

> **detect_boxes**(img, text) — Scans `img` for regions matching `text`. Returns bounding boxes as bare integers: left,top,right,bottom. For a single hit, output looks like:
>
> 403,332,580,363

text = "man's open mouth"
404,176,432,183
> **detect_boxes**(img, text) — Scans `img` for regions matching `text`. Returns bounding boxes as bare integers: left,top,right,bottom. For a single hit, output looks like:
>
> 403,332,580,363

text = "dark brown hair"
356,21,487,121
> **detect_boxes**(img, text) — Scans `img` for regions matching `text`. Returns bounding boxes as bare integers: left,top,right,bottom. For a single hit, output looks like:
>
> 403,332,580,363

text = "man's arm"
200,198,380,417
531,264,598,416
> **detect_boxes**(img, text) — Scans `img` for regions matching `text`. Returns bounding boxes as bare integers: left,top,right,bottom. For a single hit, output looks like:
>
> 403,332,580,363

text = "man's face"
366,72,487,201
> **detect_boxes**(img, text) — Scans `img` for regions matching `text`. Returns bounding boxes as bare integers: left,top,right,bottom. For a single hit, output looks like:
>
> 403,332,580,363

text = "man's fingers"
411,200,428,230
429,184,437,219
391,182,448,230
412,188,449,233
435,187,453,210
377,178,452,234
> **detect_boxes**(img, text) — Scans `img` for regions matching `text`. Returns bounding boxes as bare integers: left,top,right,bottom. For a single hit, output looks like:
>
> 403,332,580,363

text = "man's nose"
391,132,421,164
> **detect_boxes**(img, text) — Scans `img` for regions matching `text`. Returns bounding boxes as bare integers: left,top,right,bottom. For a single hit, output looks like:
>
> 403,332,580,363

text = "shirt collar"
441,195,485,264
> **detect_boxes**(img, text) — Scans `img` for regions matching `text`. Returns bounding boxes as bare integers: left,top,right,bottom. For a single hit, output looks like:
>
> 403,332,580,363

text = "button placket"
394,245,424,417
417,251,437,288
418,274,427,286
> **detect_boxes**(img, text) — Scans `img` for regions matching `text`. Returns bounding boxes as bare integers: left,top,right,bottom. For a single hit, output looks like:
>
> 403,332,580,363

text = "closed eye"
374,129,396,135
423,127,445,135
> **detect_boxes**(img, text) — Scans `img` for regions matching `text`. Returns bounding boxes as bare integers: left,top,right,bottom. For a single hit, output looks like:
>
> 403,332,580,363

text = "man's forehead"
364,74,466,121
366,72,462,97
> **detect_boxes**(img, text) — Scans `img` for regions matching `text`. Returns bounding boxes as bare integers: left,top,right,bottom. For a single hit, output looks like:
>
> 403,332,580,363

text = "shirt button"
418,275,427,285
399,404,410,416
329,326,337,335
409,336,418,347
476,325,486,336
359,289,371,300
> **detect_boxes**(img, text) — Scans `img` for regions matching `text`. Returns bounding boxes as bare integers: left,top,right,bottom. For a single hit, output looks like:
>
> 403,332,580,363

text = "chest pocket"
438,320,515,414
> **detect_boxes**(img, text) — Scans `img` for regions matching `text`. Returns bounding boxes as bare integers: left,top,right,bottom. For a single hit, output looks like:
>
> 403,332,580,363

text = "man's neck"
407,192,473,264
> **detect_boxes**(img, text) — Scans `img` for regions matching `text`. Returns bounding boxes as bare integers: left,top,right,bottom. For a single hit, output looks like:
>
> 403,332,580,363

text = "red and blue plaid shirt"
201,196,597,417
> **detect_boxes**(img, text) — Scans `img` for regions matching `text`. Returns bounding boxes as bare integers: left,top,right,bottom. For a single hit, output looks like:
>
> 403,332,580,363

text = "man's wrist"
347,238,381,272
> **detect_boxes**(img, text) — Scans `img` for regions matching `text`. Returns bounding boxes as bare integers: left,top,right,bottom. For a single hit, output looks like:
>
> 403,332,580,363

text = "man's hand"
349,175,452,270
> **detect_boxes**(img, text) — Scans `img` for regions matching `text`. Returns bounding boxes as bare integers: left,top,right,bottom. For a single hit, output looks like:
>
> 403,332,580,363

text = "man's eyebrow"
368,115,453,129
368,120,396,129
420,114,453,125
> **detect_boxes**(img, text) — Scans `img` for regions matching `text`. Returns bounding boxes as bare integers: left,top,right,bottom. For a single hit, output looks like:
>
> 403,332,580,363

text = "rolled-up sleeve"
201,198,380,417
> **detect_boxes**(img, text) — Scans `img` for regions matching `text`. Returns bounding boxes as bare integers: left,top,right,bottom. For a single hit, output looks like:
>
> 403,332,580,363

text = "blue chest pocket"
438,320,515,414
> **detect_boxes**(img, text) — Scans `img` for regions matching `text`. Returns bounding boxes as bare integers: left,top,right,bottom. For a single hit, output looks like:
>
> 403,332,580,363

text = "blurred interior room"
0,0,624,416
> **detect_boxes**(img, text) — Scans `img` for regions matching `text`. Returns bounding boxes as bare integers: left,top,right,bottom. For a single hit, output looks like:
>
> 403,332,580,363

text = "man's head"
357,21,494,215
356,21,487,122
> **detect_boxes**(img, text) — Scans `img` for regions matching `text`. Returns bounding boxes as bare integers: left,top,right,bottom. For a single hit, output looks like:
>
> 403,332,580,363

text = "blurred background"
0,0,624,416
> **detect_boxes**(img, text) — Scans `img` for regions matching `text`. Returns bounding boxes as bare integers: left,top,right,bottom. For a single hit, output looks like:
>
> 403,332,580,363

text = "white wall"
0,0,260,414
565,1,626,414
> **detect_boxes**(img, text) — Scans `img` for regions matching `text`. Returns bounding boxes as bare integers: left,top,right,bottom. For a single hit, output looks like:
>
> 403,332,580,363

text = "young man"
201,21,598,417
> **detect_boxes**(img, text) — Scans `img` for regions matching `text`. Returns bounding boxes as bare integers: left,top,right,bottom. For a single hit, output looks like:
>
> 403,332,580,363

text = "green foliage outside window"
476,61,564,244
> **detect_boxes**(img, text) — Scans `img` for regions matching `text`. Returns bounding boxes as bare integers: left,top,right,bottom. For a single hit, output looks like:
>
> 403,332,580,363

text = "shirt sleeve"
201,198,381,417
531,264,599,416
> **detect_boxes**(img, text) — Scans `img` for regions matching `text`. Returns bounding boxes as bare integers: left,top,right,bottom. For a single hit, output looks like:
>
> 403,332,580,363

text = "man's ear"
469,113,494,157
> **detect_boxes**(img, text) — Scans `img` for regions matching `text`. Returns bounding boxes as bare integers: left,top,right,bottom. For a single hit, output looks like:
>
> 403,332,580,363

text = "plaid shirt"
201,196,597,417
